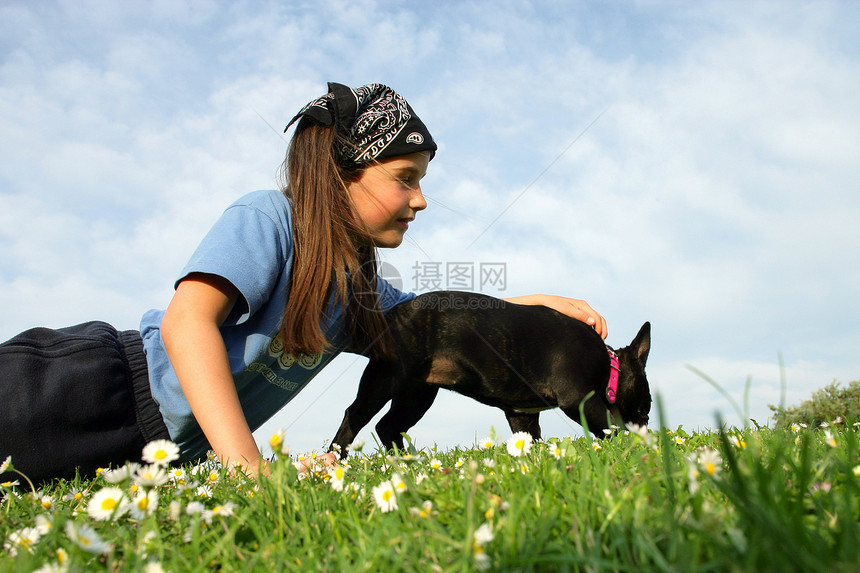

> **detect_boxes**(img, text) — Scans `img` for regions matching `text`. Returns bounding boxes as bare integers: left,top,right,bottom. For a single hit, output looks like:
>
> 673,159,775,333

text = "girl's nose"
410,187,427,212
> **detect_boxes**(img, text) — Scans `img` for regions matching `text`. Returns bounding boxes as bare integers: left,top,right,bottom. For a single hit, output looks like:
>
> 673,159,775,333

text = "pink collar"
606,348,620,404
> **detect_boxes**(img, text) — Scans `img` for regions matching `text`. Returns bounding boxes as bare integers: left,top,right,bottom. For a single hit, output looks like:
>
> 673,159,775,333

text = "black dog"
332,291,651,456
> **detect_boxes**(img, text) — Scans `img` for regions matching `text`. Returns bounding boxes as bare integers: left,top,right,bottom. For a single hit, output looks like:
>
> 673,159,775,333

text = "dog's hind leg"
375,384,440,453
504,411,541,441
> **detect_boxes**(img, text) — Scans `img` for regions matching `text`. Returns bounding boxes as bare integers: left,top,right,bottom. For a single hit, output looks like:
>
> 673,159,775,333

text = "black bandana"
285,82,437,164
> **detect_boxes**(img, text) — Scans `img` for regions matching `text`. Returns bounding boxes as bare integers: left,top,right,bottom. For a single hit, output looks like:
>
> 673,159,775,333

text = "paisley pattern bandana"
285,82,437,164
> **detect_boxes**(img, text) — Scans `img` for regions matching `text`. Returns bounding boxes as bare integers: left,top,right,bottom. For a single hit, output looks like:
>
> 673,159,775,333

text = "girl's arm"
160,273,265,475
504,294,608,340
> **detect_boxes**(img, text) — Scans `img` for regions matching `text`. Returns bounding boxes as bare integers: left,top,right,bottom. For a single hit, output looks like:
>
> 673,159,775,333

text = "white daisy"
4,526,41,556
625,422,656,448
56,547,69,564
478,437,495,450
686,454,701,494
35,514,54,535
328,466,346,492
269,428,290,456
506,432,533,457
697,448,722,477
142,562,166,573
140,530,158,557
186,501,206,515
399,453,422,464
168,467,187,484
141,440,180,466
474,522,494,546
129,489,159,520
390,473,408,494
474,547,491,571
729,435,746,449
65,521,111,555
472,523,494,571
211,502,236,518
168,500,182,521
62,490,85,503
86,487,128,521
409,500,435,519
39,495,54,510
0,455,12,473
372,481,398,513
103,463,140,484
134,464,169,487
33,560,68,573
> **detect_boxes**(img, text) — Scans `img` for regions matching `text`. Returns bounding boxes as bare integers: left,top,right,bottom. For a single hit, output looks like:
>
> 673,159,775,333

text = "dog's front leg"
375,384,440,453
330,364,396,458
561,398,611,438
504,411,541,441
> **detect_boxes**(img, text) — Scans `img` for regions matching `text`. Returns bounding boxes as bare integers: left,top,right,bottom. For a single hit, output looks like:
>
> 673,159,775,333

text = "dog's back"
377,292,610,408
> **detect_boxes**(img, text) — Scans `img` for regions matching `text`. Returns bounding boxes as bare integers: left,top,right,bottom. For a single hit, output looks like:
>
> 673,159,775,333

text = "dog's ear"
631,322,651,365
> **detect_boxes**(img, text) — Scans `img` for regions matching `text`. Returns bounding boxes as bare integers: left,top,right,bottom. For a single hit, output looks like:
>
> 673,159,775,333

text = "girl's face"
347,151,430,248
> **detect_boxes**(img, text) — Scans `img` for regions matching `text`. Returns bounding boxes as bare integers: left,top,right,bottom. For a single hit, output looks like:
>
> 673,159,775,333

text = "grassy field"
2,412,859,572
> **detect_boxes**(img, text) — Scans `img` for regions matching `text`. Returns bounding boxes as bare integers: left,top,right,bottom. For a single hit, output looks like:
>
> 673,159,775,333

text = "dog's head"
612,322,652,427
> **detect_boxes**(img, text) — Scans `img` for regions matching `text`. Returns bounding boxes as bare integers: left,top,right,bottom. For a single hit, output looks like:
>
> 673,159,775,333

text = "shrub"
769,379,860,428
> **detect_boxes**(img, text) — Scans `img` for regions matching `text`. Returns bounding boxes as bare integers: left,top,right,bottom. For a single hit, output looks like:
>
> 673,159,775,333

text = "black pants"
0,321,170,484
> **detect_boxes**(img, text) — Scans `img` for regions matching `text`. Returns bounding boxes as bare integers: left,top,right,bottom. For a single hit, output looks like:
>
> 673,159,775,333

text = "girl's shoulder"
223,190,293,232
228,189,291,214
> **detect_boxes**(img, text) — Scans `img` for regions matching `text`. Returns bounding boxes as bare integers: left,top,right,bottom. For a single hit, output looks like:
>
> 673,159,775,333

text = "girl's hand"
231,458,271,480
296,452,339,474
504,294,608,339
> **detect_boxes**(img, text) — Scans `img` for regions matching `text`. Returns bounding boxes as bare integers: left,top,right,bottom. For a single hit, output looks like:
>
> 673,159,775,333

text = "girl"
0,82,606,483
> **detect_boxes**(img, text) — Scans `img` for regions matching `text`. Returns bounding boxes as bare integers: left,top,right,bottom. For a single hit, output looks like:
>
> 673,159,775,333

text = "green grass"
3,418,859,572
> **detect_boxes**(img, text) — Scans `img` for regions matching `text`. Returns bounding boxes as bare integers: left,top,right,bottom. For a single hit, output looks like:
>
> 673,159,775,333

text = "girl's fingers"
570,300,607,340
297,452,339,473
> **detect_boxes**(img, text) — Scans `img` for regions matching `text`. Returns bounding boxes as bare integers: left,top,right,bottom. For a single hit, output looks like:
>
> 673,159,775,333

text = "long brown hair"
278,119,390,358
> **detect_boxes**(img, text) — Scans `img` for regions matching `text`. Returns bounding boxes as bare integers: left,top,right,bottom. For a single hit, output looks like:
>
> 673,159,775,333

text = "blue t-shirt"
140,190,414,462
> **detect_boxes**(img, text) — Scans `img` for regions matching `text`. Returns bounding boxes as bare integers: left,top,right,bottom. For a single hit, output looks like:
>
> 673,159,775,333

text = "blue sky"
2,0,858,455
